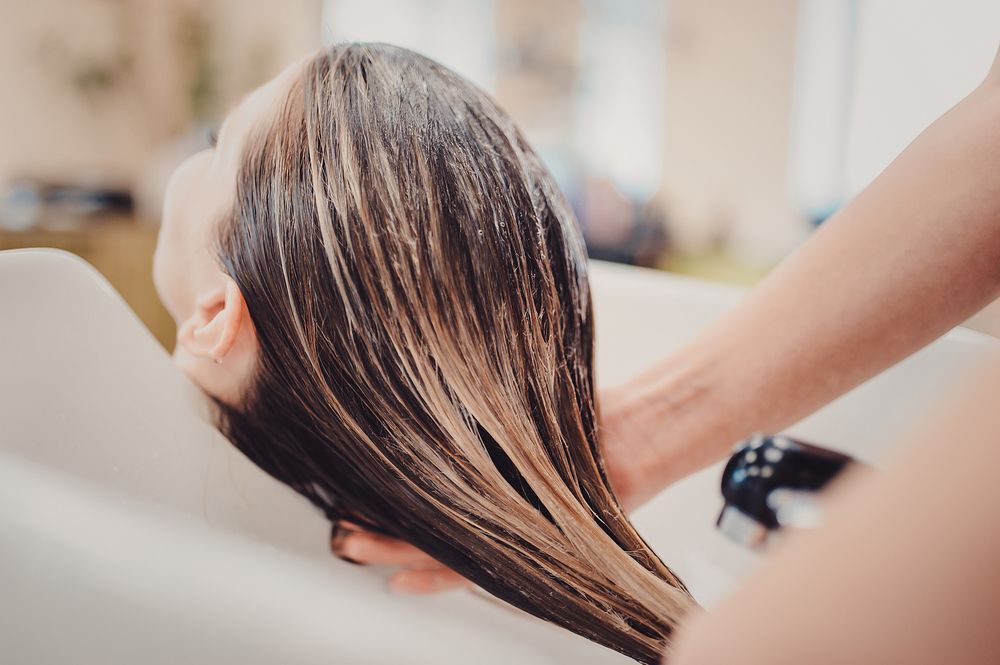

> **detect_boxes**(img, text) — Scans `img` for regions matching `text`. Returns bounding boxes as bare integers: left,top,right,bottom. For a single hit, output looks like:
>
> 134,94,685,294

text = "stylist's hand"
329,391,645,593
329,520,471,593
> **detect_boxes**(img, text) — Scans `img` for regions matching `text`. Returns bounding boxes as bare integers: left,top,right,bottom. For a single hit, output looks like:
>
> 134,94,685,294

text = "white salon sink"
2,249,997,664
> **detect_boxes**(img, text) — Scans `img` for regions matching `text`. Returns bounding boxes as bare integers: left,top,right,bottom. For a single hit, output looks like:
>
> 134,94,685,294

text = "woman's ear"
176,277,246,364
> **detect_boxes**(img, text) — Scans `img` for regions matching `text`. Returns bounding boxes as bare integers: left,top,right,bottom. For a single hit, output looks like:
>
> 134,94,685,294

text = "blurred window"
843,0,1000,196
788,0,1000,223
786,0,858,223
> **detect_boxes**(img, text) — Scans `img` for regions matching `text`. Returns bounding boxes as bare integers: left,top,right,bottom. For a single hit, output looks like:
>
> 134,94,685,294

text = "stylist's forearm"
606,60,1000,505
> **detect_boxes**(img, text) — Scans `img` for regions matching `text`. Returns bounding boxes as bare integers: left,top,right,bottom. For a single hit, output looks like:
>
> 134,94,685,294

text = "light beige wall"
0,0,321,195
0,1,177,189
659,0,805,263
494,0,582,150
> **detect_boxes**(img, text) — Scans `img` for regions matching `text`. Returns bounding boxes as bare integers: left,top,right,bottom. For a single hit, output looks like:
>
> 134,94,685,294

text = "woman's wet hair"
214,43,694,663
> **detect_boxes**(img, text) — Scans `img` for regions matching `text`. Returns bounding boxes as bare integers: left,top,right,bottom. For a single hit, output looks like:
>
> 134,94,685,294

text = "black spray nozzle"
717,434,854,547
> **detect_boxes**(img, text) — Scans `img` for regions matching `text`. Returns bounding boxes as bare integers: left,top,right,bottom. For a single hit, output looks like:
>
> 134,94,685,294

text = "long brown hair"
215,43,694,663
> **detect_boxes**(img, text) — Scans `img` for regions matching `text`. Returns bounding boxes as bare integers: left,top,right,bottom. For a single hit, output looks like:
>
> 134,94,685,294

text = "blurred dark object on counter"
0,179,134,232
575,176,669,268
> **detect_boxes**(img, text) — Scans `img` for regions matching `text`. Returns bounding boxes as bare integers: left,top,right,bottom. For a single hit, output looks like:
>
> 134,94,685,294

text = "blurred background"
0,0,997,349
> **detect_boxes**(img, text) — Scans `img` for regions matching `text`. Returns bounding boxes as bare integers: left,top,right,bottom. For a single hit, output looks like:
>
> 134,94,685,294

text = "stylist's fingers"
330,523,439,568
390,567,472,594
329,523,472,593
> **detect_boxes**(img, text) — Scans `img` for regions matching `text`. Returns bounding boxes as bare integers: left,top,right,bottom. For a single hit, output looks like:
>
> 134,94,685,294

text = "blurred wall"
0,0,322,195
659,0,804,263
844,0,1000,195
495,0,582,154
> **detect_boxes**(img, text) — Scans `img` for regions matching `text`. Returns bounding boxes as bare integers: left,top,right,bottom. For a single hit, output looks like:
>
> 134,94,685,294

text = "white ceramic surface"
2,249,998,663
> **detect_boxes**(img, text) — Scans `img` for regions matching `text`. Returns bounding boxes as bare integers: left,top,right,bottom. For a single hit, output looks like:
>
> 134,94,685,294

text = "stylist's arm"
603,46,1000,507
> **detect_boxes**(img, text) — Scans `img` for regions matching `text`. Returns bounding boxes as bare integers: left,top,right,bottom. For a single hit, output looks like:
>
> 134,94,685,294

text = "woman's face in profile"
152,59,305,403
